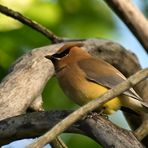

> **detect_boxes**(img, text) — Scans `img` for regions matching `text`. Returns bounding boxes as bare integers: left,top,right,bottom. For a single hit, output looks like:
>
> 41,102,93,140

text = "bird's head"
45,42,84,66
45,42,92,73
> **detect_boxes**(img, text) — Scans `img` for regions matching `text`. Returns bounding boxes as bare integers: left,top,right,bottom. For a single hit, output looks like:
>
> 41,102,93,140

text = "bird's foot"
87,112,98,119
86,111,108,121
97,107,109,119
98,112,108,119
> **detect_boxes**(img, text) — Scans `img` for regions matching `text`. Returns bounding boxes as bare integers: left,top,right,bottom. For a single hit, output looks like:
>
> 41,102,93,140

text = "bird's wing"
78,58,141,100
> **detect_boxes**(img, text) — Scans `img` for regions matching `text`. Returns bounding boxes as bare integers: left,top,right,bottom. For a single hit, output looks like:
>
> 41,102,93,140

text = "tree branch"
0,110,144,148
134,117,148,141
28,95,44,112
50,136,68,148
0,4,63,43
27,97,67,148
104,0,148,53
27,68,148,148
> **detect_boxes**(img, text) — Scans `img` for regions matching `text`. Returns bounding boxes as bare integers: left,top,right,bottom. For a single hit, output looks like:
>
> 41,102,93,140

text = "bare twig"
104,0,148,53
27,68,148,148
134,115,148,141
0,4,62,43
0,110,144,148
50,137,68,148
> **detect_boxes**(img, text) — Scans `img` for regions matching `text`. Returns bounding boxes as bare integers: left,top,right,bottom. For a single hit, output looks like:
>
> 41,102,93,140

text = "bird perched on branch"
45,42,148,115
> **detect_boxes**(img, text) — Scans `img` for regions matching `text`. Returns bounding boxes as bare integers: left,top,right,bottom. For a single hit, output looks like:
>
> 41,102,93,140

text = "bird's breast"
56,64,121,114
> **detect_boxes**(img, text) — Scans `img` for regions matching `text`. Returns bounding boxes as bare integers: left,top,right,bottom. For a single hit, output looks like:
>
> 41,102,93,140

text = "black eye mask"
53,48,70,58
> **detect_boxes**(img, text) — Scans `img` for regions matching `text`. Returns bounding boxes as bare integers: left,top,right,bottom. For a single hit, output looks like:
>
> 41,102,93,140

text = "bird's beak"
45,55,52,60
45,55,60,62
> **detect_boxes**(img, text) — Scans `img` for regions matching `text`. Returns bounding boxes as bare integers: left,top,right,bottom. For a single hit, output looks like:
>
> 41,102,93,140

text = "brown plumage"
45,42,148,114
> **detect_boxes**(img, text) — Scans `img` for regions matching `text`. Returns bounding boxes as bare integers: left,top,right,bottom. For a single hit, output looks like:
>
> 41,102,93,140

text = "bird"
45,42,148,115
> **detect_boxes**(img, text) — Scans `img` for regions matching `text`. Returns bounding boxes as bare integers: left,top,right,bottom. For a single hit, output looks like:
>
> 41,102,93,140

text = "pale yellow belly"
58,68,122,115
72,80,122,115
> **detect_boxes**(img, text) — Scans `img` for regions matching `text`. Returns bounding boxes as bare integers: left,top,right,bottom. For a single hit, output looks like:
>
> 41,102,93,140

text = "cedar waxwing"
45,43,148,115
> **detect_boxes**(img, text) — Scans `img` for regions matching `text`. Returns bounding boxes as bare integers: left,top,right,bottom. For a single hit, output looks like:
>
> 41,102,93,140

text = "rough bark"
0,110,144,148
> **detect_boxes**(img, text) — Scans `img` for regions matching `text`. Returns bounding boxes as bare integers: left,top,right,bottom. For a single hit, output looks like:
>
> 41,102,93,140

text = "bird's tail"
122,96,148,114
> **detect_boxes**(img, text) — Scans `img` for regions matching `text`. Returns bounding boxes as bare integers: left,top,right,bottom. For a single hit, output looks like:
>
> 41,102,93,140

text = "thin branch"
27,68,148,148
0,110,144,148
0,4,62,43
134,115,148,141
50,137,68,148
104,0,148,53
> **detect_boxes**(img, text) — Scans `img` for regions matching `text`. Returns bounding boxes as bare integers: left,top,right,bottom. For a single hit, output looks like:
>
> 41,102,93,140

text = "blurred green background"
0,0,148,148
